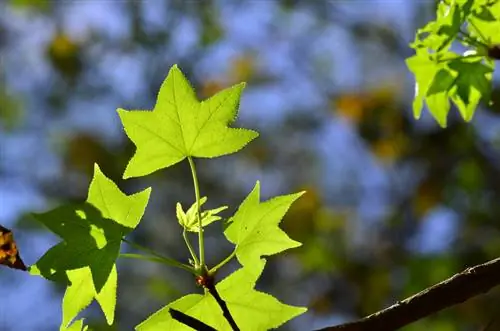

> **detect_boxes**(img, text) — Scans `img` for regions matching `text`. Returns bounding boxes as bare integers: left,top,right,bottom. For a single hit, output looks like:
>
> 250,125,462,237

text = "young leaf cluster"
407,0,499,127
28,65,306,330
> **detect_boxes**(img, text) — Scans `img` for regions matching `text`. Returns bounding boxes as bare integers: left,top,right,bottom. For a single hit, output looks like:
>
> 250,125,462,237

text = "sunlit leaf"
118,65,258,178
224,182,304,272
30,164,151,328
136,260,305,331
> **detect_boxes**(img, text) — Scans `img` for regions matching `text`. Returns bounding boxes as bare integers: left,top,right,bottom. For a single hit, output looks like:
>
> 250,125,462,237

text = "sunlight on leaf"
224,181,304,274
136,260,305,331
118,65,258,178
30,164,151,328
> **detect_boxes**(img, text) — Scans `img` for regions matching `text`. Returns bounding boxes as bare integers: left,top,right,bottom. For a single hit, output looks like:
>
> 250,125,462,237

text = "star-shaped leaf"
136,260,306,331
30,164,151,328
224,182,304,273
118,65,258,179
448,58,493,121
406,51,452,127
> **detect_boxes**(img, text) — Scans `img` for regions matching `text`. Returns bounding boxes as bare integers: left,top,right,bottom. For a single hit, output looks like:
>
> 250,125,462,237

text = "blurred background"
1,0,500,330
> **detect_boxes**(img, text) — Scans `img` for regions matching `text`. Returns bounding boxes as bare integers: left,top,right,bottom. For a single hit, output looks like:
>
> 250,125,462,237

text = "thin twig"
121,238,194,273
169,308,216,331
317,257,500,331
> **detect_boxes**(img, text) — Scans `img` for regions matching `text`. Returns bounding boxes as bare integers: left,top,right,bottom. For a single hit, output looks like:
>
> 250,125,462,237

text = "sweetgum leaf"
469,1,500,43
30,164,151,327
63,319,88,331
406,51,452,127
62,266,117,328
136,260,306,331
118,65,258,179
224,181,304,273
448,59,493,121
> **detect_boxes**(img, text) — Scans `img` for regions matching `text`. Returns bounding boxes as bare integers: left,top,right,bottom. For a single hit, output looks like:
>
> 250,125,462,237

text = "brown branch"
317,257,500,331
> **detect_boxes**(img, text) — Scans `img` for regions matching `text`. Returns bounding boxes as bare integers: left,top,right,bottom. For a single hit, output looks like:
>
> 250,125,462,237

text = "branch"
169,308,216,331
205,280,240,331
317,257,500,331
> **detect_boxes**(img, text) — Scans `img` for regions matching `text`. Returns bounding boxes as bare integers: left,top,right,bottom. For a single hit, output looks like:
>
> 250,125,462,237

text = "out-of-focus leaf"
334,93,365,123
9,0,51,10
229,55,256,82
0,87,24,131
413,178,443,218
46,31,82,80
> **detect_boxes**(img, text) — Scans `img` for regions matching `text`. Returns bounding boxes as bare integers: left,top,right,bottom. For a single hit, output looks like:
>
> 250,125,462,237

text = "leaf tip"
236,81,246,90
92,163,103,176
170,64,181,75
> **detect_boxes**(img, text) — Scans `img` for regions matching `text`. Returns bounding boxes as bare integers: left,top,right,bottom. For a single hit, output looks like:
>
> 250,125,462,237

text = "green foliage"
137,261,305,331
64,319,89,331
12,1,497,329
29,65,304,330
30,164,151,328
224,181,304,271
117,64,258,179
407,0,498,127
176,197,228,233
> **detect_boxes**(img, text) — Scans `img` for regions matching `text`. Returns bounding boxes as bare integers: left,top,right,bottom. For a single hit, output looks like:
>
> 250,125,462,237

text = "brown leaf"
0,224,27,271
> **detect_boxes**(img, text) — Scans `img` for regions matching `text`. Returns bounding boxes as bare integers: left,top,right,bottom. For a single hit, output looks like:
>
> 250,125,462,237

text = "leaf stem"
209,250,236,275
183,227,199,267
468,20,488,46
188,156,205,270
121,238,194,273
435,53,483,63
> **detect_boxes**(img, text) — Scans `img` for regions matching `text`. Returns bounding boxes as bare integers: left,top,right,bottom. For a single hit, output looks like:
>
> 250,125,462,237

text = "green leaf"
62,319,88,331
448,59,493,121
136,260,306,331
177,197,228,232
469,1,500,43
426,69,456,96
411,1,469,53
62,266,117,328
30,164,151,327
473,7,496,21
406,52,452,127
224,182,304,272
118,65,258,178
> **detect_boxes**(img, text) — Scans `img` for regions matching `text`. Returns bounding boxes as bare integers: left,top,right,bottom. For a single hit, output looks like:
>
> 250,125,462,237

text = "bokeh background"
1,0,500,330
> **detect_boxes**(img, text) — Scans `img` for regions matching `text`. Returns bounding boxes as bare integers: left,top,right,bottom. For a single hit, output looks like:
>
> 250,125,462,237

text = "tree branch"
205,280,240,331
169,308,216,331
317,257,500,331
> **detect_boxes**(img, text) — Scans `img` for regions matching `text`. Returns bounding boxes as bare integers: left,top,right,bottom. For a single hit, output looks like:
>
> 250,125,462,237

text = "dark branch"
317,257,500,331
205,281,240,331
169,308,216,331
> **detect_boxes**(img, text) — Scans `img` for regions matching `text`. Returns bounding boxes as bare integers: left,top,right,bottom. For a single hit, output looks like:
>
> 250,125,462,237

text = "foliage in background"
1,1,500,330
407,0,499,127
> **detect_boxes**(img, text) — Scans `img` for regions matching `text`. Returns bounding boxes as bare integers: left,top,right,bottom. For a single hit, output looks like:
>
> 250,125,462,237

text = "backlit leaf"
136,260,305,331
30,164,151,328
224,182,304,272
118,65,258,178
